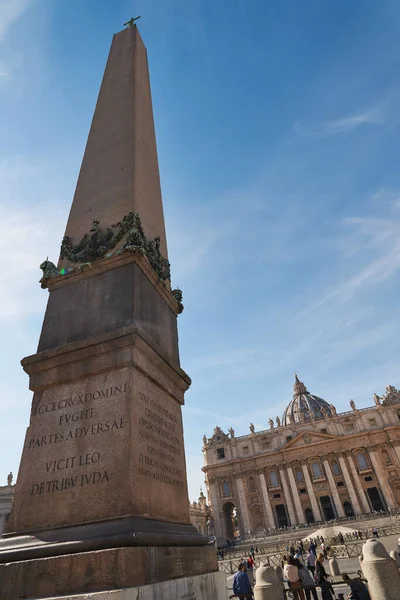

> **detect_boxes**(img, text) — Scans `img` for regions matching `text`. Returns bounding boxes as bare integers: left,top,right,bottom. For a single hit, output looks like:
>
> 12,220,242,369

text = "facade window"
299,488,307,495
222,481,231,496
344,421,355,432
320,428,328,434
273,493,281,499
356,452,368,469
242,446,250,454
269,471,279,486
295,469,304,483
331,460,340,476
397,410,400,421
364,476,373,482
381,449,393,465
311,461,323,478
368,418,377,426
217,448,225,460
337,481,344,487
248,476,255,491
286,436,293,442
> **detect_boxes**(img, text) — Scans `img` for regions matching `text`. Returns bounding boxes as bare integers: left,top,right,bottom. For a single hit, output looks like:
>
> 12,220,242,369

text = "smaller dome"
282,375,335,426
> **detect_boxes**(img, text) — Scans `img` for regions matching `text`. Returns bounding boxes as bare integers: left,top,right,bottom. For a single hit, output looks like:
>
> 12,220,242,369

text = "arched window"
381,449,393,465
269,471,279,486
295,469,304,483
249,476,255,491
356,452,368,469
222,481,231,496
331,460,340,476
311,461,322,478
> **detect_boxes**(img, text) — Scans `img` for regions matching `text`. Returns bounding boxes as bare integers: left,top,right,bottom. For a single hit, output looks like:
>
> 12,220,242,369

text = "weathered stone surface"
254,564,285,600
360,538,400,600
23,571,227,600
8,333,190,532
0,546,218,600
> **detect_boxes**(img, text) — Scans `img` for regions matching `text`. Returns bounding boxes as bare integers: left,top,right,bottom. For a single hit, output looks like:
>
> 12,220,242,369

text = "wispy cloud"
0,0,30,41
294,102,387,137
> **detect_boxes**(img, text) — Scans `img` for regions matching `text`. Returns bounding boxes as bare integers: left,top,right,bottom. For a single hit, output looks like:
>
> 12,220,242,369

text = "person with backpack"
232,562,253,599
295,558,318,600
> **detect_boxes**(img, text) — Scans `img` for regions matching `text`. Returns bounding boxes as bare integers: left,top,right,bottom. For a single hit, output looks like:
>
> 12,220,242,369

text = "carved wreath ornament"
39,212,183,313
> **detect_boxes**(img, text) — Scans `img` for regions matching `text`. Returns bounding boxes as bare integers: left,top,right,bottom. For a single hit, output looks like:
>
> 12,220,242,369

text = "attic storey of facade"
202,377,400,543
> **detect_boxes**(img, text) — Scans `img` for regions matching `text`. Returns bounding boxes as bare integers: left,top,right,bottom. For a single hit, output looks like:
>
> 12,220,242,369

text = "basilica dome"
282,375,335,426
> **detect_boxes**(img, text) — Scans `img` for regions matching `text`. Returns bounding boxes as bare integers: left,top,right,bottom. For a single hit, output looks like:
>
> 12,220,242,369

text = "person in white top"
284,556,305,600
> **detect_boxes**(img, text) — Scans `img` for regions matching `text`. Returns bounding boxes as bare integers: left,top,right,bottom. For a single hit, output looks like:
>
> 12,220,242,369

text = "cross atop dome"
293,373,308,396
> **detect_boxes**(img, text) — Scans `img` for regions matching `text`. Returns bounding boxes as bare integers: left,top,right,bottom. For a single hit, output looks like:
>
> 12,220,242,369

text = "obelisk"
0,26,225,600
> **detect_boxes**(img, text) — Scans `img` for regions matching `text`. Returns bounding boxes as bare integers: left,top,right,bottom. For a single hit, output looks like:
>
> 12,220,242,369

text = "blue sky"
1,0,400,502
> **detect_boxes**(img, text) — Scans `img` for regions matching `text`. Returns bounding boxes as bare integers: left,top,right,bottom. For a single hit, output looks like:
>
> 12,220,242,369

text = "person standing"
297,560,318,600
284,555,305,600
246,554,255,586
232,562,253,599
309,540,317,556
372,526,378,538
315,553,335,600
306,549,316,575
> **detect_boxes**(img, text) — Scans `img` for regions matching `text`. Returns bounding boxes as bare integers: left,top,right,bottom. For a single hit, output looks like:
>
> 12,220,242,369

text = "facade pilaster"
337,453,362,515
301,461,322,521
279,466,297,525
368,449,396,509
393,444,400,467
236,475,251,534
323,458,345,517
346,453,370,513
259,471,275,528
287,464,305,523
207,479,223,539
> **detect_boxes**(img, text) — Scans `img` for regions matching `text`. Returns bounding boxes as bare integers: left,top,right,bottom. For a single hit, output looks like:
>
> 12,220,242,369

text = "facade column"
236,475,251,535
287,464,305,523
259,471,275,528
337,453,362,515
368,449,396,509
323,458,345,517
346,453,370,513
207,479,223,539
302,461,322,521
393,444,400,467
279,466,297,525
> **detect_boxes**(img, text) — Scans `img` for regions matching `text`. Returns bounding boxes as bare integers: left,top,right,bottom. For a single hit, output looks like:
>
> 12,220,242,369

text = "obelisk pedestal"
0,26,224,600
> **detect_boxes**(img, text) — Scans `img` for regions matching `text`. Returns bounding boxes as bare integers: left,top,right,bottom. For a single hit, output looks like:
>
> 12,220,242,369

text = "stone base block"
0,545,217,600
27,572,228,600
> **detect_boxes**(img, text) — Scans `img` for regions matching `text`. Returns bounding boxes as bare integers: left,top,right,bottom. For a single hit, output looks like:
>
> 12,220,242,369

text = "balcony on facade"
268,483,281,491
358,466,373,474
311,475,326,483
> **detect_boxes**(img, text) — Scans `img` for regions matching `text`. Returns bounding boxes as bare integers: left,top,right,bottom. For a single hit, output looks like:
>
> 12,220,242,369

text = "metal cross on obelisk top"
124,16,141,27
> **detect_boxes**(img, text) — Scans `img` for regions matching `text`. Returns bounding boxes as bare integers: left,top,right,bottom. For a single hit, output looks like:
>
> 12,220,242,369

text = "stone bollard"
329,556,341,577
274,565,284,583
254,564,285,600
389,550,400,569
360,539,400,600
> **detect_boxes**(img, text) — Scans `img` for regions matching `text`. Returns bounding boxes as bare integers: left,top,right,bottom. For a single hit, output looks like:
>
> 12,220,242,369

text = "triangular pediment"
283,430,337,449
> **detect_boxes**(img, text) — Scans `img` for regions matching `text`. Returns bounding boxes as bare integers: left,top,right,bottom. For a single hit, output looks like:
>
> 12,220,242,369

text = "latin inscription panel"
11,364,189,532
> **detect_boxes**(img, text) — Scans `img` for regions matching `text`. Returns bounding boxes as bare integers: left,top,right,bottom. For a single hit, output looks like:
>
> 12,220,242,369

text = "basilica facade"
203,376,400,543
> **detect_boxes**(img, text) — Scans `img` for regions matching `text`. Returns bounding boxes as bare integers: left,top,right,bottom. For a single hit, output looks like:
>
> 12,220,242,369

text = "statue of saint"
249,423,255,434
269,418,274,429
330,404,337,416
374,393,381,406
276,416,281,427
350,399,356,411
202,434,207,446
228,427,235,438
7,472,13,486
